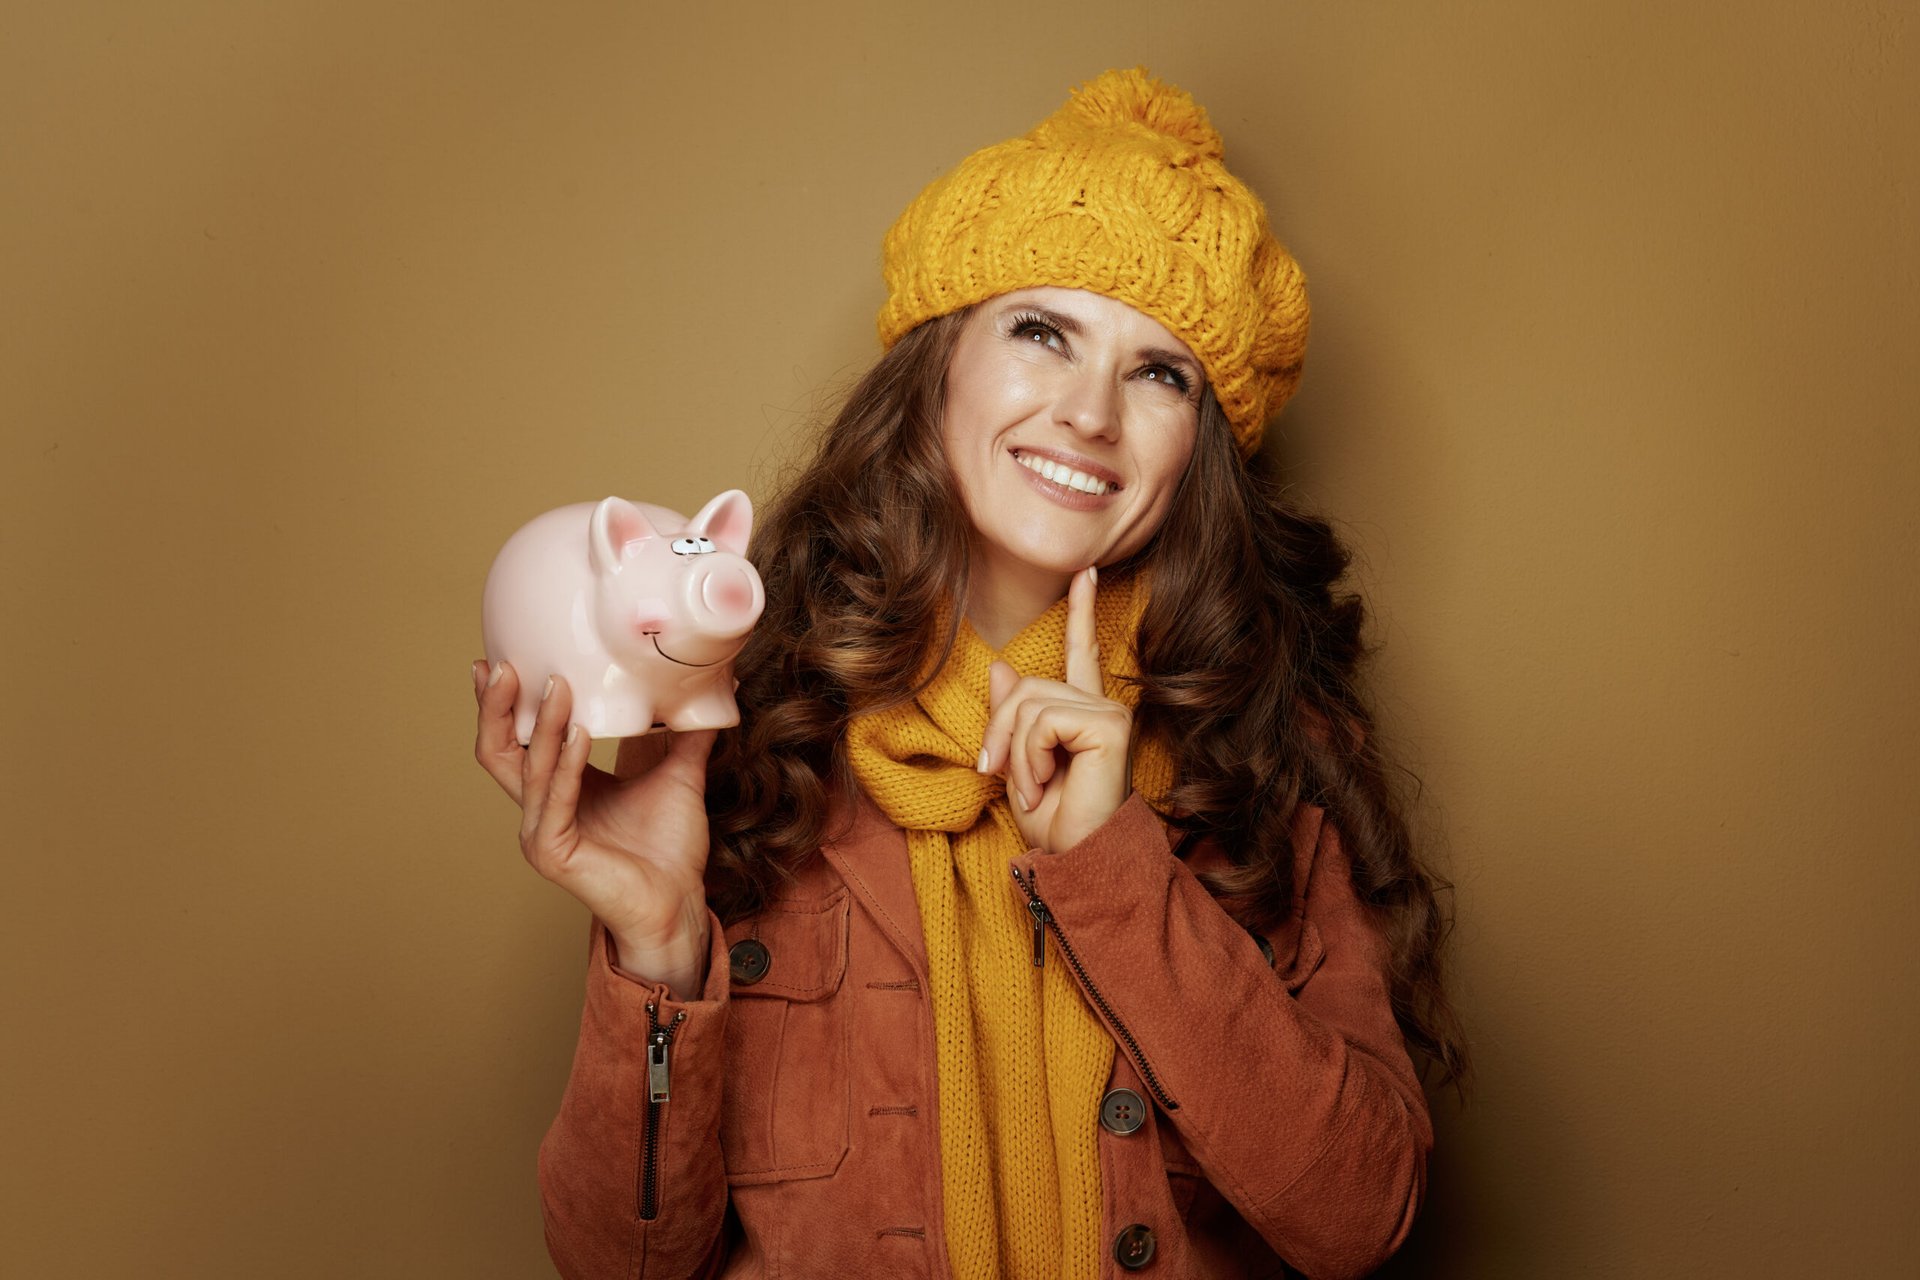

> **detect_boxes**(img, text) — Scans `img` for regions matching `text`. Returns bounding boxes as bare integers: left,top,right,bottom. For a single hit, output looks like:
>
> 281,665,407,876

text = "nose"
1055,367,1123,441
700,564,759,623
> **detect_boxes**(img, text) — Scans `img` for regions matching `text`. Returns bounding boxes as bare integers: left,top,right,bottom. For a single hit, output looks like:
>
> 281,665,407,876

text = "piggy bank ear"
689,489,754,556
588,496,660,576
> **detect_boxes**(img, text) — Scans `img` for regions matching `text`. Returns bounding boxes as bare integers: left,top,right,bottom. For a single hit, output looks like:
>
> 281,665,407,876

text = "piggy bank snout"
698,564,762,630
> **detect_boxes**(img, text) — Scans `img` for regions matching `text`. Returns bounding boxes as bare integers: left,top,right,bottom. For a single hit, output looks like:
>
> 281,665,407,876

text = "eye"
1140,365,1192,394
1008,312,1067,353
670,536,716,555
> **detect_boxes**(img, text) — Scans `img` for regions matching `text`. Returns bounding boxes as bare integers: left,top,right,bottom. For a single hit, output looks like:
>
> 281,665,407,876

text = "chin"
975,512,1128,583
1007,544,1101,580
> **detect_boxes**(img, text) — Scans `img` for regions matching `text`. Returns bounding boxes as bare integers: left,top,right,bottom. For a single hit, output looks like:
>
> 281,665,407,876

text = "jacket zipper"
1009,865,1180,1112
639,1002,687,1221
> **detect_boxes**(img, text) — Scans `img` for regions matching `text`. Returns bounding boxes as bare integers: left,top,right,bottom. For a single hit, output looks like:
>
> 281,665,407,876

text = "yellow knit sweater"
845,568,1175,1279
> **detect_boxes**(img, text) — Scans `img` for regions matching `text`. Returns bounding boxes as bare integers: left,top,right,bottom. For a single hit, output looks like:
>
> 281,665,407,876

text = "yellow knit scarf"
845,567,1175,1279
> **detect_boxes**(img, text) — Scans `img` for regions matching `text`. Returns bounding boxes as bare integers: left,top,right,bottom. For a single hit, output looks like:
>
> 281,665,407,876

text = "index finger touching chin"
1064,565,1102,695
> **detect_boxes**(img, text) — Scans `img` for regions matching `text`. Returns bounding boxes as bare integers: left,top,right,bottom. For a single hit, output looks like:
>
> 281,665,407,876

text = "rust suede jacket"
536,782,1433,1280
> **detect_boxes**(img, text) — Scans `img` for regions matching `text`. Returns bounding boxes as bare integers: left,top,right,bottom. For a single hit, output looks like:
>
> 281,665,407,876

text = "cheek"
1144,427,1197,493
940,361,981,445
936,399,973,479
1126,427,1196,531
936,400,987,512
941,371,1021,470
948,341,1043,426
943,342,989,416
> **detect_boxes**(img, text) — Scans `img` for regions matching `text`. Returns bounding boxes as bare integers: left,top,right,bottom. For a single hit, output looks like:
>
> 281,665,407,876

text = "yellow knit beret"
877,66,1309,457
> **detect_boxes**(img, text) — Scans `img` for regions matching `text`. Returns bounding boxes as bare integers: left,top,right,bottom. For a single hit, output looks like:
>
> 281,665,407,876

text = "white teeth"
1015,451,1112,496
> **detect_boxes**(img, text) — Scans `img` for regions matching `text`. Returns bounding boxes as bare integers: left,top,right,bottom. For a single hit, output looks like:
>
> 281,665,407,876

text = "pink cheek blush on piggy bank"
481,490,764,745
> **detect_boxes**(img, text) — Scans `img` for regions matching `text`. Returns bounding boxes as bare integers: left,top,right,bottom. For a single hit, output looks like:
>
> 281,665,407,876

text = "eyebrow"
997,301,1202,376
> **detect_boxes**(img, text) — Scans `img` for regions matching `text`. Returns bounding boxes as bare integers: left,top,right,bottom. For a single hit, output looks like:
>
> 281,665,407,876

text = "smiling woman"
473,65,1468,1280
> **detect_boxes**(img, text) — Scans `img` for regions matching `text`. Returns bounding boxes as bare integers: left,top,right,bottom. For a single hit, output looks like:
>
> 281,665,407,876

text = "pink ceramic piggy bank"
481,490,763,744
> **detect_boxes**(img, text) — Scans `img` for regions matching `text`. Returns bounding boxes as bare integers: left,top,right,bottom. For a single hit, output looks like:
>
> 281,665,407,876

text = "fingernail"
1089,564,1098,586
487,662,505,688
542,675,554,701
976,748,990,774
564,722,579,747
1011,786,1026,812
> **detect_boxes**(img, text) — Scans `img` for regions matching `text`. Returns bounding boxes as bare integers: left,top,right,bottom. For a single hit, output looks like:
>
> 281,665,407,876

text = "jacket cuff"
596,909,731,1007
1011,789,1176,916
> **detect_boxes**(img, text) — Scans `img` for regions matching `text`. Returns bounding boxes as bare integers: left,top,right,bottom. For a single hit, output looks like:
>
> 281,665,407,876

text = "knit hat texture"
877,66,1309,456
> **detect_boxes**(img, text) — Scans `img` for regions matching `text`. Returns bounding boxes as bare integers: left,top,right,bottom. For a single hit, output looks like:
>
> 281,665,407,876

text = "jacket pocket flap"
722,890,849,1002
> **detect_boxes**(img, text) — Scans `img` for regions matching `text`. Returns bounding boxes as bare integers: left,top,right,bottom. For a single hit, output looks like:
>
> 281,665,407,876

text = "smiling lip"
1008,449,1121,511
643,632,721,667
1009,445,1124,489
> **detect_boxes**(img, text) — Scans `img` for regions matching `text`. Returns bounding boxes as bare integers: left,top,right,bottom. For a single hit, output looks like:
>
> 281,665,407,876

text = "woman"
472,67,1468,1279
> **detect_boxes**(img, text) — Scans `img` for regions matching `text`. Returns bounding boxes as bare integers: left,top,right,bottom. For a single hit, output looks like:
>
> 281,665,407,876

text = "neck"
964,543,1072,650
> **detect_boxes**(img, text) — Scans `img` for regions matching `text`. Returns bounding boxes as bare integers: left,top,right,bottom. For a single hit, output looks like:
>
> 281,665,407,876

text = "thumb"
988,661,1017,712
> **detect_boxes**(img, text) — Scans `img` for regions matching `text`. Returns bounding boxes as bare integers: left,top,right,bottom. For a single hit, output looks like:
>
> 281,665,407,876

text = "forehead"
986,286,1199,364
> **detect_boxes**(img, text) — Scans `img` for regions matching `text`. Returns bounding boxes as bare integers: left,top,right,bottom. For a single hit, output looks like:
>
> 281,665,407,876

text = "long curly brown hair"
704,306,1471,1092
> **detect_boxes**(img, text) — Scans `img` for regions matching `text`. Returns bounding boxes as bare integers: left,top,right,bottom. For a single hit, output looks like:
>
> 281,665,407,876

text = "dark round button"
1113,1223,1157,1270
1099,1087,1146,1135
728,938,771,985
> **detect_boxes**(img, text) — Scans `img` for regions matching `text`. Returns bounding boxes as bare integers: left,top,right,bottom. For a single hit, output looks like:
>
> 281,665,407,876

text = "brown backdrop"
4,1,1915,1275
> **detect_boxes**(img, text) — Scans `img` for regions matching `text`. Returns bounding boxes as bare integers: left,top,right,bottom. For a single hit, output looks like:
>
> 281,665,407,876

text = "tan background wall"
4,1,1914,1275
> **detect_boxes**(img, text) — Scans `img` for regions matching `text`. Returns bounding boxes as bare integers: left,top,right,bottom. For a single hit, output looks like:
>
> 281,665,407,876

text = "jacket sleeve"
537,911,735,1280
1005,792,1432,1280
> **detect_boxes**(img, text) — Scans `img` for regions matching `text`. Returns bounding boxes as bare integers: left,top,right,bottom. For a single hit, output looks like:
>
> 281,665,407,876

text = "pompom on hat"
876,66,1309,457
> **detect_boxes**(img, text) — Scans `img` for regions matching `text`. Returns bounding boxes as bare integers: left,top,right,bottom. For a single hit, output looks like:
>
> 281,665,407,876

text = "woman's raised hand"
471,659,716,997
979,566,1133,855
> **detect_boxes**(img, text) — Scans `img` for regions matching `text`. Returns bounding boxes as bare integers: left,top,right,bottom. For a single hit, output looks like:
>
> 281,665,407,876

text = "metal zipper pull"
1025,898,1049,968
1011,867,1048,968
647,1028,672,1103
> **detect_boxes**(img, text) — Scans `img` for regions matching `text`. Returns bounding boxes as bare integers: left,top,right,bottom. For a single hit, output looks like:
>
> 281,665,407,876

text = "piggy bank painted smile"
481,490,763,744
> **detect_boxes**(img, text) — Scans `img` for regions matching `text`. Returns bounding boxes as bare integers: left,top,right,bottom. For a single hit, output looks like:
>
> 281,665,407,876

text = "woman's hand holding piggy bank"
471,491,763,998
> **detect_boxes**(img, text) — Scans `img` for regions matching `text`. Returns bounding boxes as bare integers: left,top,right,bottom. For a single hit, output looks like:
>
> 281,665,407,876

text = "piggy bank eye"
671,536,717,555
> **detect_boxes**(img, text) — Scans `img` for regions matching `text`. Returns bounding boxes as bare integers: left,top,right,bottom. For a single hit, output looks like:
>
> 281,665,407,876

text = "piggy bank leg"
595,691,663,740
665,689,741,731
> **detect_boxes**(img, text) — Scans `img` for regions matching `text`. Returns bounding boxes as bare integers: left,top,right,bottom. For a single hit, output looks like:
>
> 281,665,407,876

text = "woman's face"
940,285,1203,588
